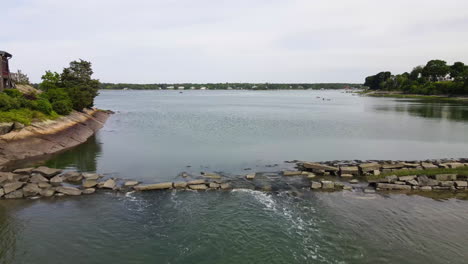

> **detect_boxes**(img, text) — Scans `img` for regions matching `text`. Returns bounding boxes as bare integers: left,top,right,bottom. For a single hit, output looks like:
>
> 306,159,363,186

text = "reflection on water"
0,206,16,264
6,135,102,172
374,99,468,122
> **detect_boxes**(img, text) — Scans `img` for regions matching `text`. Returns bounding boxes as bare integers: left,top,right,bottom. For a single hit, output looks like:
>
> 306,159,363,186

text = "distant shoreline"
364,91,468,102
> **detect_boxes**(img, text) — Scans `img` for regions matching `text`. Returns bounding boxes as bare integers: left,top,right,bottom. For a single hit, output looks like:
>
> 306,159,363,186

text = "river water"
1,90,468,263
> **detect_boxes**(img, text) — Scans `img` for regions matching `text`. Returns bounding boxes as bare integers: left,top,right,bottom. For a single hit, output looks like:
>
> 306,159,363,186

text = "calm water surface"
1,90,468,263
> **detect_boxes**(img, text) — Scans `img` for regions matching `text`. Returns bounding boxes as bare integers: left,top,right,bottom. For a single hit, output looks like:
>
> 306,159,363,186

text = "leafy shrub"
34,98,54,115
4,89,23,98
0,93,21,111
52,100,72,115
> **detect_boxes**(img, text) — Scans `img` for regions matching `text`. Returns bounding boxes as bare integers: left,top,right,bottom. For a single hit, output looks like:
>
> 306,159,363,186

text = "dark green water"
1,90,468,263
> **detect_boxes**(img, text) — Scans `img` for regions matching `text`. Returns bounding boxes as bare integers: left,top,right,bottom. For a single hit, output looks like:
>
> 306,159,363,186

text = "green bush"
0,93,21,111
34,98,54,115
4,89,23,98
52,100,72,115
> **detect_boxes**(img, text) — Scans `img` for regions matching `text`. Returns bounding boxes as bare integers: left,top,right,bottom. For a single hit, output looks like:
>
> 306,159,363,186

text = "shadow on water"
4,135,102,172
374,99,468,122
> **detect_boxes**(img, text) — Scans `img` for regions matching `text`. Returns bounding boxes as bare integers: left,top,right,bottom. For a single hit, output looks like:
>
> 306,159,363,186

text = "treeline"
100,83,363,90
364,60,468,95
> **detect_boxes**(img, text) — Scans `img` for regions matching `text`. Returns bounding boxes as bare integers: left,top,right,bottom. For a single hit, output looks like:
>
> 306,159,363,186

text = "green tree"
422,60,450,82
60,60,100,111
449,62,466,79
38,71,61,91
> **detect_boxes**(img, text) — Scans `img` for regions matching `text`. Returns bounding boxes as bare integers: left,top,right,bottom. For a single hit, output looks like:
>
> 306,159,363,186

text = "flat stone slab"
435,174,457,181
321,180,335,189
359,163,381,172
340,166,359,175
302,162,338,171
13,167,34,175
102,179,116,189
3,182,24,194
311,181,321,189
124,181,139,187
82,180,98,188
32,167,62,178
421,163,438,169
398,175,416,181
173,182,188,188
282,171,303,176
376,183,411,190
246,173,255,179
134,182,173,191
188,184,208,190
56,186,82,196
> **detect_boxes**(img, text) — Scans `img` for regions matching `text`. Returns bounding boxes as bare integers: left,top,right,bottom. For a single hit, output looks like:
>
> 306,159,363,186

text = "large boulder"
359,163,381,172
82,173,101,180
55,186,82,196
32,167,62,178
62,172,83,182
340,166,359,176
321,181,335,189
220,183,231,190
40,188,55,197
134,182,173,191
454,181,468,188
50,175,63,186
421,163,438,169
5,189,24,199
435,174,457,181
0,122,14,135
22,183,41,197
82,180,98,188
417,175,438,186
302,162,338,172
209,182,220,188
3,182,25,194
29,174,49,184
102,179,116,189
398,175,416,182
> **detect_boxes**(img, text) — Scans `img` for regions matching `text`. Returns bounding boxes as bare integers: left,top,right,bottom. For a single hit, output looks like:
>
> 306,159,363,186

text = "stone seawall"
0,109,111,168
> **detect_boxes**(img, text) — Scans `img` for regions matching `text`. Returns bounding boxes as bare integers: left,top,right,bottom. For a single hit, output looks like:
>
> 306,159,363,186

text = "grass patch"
366,166,468,180
0,108,59,125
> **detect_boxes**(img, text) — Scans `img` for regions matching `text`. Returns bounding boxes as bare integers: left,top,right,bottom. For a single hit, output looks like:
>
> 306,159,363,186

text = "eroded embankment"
0,109,110,168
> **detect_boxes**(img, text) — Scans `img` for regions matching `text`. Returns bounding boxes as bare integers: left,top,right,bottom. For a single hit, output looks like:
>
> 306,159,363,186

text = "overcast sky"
3,0,468,83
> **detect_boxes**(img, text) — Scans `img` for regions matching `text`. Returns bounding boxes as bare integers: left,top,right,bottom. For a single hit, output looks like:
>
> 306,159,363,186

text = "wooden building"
0,50,13,91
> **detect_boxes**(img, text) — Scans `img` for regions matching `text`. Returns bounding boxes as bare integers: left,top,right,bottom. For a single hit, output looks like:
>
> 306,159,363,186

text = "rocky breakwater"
296,158,468,193
0,108,111,168
0,166,130,200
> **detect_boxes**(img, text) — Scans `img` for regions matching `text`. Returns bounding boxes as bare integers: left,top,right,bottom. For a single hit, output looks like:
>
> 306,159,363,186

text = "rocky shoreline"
1,158,467,200
0,109,111,169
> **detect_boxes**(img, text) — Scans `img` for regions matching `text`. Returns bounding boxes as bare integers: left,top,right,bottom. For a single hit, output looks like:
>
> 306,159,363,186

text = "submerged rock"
321,181,334,189
283,171,303,176
83,188,96,194
311,181,321,189
246,173,255,179
124,181,139,187
376,183,411,190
